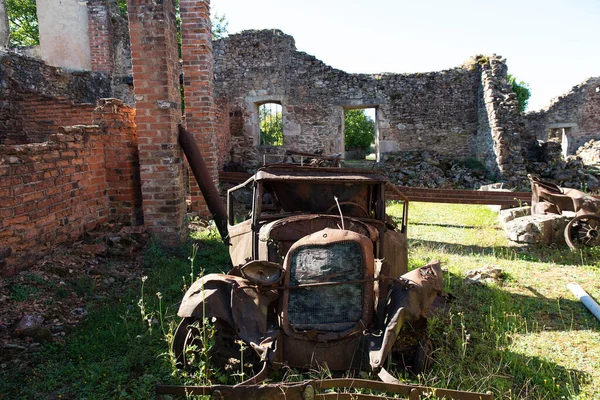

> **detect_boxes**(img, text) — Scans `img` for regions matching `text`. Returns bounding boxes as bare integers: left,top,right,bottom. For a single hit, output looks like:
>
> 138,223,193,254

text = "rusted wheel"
565,215,600,250
411,337,434,375
172,317,258,375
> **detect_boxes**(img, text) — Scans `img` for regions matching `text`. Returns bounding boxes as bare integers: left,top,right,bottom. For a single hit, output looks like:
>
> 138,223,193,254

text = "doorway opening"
343,107,377,164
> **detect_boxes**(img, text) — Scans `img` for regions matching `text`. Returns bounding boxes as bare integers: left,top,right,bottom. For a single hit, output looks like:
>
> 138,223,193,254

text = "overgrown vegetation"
508,74,532,113
2,205,599,399
259,103,284,146
5,0,38,46
344,109,375,152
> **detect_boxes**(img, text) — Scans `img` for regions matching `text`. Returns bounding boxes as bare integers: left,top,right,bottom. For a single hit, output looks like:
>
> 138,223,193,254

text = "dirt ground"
0,224,149,369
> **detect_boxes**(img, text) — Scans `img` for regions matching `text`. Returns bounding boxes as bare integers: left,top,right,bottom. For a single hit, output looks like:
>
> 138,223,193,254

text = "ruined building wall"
213,30,515,176
87,0,134,105
476,56,529,183
524,77,600,155
215,96,231,168
0,51,110,144
0,99,141,277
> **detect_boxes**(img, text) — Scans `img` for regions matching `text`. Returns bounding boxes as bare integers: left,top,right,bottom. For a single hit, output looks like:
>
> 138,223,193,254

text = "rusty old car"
161,127,493,399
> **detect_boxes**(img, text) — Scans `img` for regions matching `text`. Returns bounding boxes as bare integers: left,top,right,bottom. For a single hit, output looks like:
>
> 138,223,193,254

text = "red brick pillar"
87,0,114,74
127,0,187,243
180,0,218,215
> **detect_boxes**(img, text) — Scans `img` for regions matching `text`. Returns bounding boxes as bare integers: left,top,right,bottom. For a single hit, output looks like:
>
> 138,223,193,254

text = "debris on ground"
465,266,504,285
0,223,148,367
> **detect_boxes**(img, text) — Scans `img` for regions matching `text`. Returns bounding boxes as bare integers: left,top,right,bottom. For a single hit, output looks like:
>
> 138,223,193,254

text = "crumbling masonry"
0,0,599,276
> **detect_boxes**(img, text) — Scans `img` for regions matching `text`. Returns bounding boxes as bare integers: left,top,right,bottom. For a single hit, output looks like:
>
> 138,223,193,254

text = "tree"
344,109,375,151
259,104,283,146
211,12,228,40
507,74,531,113
6,0,38,46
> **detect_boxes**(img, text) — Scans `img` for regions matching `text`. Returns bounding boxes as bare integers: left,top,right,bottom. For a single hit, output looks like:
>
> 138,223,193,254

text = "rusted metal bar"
156,378,494,400
219,171,534,206
179,125,229,243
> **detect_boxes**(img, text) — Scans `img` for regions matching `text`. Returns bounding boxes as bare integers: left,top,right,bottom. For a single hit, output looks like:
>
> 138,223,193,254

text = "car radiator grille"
288,241,364,332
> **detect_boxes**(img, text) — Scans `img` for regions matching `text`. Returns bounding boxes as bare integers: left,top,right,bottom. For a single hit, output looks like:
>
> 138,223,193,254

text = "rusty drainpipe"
178,125,229,245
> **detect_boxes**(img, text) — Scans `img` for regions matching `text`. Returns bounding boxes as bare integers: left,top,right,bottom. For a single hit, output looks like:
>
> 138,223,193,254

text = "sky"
212,0,600,111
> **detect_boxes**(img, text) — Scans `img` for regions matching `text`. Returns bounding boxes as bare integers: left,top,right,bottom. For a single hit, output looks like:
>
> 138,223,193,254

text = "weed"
9,284,39,301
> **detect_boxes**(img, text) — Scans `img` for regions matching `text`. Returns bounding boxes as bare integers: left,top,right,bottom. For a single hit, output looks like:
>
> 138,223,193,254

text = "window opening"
259,103,283,146
344,108,376,161
547,127,572,158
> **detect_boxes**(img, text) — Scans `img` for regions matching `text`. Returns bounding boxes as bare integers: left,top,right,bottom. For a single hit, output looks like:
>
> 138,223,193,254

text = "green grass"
393,202,600,399
0,233,230,400
1,204,599,399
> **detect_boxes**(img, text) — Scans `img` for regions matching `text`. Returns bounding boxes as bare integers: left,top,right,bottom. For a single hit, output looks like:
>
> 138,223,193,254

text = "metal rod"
178,124,229,244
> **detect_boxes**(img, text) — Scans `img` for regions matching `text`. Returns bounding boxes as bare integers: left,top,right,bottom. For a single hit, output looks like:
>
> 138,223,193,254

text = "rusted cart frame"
156,378,494,400
529,175,600,250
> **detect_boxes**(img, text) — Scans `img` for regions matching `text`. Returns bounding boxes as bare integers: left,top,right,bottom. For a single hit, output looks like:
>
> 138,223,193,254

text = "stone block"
504,214,570,246
498,206,531,226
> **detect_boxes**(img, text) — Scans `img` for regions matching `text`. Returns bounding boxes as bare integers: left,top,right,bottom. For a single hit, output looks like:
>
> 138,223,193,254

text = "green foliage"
259,103,283,146
211,12,228,40
117,0,127,16
6,0,39,46
344,109,375,151
507,74,531,113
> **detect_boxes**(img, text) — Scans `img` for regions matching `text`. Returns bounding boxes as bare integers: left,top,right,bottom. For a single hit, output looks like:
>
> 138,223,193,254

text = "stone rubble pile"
576,139,600,166
527,142,600,192
377,151,494,189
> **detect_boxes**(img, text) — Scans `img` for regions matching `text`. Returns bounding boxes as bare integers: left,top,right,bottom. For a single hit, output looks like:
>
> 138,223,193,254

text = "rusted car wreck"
530,175,600,250
157,127,493,399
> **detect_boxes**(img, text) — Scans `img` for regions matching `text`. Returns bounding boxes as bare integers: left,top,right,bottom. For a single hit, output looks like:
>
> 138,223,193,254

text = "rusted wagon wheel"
565,215,600,250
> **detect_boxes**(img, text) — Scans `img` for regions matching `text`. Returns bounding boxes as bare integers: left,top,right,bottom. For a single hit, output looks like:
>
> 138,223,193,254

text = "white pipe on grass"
567,283,600,322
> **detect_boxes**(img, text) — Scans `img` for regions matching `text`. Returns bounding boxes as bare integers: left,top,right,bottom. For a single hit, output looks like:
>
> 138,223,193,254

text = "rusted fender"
177,273,279,358
369,260,444,370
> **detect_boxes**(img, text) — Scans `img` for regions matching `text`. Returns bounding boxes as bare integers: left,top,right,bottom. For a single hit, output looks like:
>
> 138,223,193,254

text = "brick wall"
93,99,142,225
2,91,95,144
88,0,114,74
180,0,218,214
1,51,110,145
127,0,187,244
0,99,140,277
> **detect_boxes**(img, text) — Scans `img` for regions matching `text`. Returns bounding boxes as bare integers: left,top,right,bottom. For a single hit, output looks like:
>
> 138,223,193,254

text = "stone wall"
212,30,521,183
0,99,141,277
476,56,529,185
215,96,231,168
0,51,110,144
524,77,600,155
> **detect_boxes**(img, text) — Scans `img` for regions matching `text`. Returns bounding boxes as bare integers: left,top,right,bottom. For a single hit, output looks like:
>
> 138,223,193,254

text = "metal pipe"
568,283,600,322
178,125,229,244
